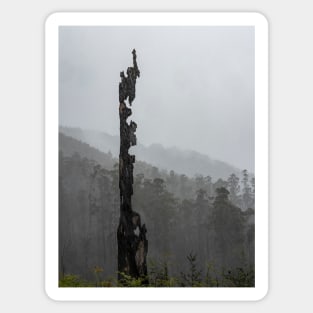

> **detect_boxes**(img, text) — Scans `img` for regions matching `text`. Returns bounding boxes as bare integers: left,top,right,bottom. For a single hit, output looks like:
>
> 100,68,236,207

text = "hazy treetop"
59,26,254,172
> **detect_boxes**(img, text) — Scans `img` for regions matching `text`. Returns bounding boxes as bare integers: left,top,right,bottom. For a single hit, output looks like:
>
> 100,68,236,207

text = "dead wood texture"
117,49,148,283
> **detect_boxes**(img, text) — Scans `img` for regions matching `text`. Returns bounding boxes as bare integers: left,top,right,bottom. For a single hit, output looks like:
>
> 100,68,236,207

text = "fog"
59,26,254,172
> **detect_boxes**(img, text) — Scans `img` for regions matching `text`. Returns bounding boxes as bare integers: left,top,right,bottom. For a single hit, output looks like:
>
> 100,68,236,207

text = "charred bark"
117,49,148,283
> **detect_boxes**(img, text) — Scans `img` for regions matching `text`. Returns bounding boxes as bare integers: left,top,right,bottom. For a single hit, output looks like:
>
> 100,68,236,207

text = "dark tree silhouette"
227,173,240,206
241,169,253,210
117,50,148,283
212,187,245,270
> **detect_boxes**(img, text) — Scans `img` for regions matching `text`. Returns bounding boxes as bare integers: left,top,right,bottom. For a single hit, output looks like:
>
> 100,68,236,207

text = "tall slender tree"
227,173,240,205
241,169,252,210
117,50,148,283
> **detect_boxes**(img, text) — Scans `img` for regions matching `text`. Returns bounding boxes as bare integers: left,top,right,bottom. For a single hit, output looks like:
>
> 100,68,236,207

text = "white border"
45,12,268,301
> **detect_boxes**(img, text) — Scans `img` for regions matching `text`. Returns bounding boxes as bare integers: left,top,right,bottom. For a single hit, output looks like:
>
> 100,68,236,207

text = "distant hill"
60,126,241,180
59,132,169,180
59,132,116,169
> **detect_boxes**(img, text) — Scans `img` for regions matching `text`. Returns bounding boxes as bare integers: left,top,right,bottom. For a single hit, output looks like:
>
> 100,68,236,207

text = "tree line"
59,150,255,286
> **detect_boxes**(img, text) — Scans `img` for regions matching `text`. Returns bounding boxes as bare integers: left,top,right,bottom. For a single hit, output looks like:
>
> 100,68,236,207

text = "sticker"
45,12,268,301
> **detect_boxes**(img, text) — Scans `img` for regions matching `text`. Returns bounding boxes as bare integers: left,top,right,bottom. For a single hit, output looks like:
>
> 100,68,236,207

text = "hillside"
60,126,242,180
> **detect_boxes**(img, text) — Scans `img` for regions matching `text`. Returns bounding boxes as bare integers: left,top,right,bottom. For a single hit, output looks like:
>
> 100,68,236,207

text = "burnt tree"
117,49,148,282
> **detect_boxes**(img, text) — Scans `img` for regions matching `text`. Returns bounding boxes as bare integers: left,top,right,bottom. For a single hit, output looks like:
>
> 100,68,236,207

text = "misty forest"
59,50,255,288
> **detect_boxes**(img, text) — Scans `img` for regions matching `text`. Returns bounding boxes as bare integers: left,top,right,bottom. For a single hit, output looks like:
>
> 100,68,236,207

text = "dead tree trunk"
117,49,148,283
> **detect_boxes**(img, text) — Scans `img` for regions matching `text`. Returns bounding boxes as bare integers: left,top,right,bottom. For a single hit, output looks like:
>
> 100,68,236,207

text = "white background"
0,0,312,312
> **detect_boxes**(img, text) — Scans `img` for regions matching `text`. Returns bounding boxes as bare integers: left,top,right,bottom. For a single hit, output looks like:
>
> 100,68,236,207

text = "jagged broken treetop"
119,49,140,106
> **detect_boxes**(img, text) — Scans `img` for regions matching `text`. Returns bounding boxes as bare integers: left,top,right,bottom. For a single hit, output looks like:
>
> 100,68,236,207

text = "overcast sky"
59,26,254,172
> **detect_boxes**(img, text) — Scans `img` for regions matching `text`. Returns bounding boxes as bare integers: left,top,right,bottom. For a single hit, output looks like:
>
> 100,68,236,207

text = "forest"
59,131,255,287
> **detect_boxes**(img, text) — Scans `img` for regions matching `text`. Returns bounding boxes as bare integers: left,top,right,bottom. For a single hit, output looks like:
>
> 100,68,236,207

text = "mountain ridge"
59,126,243,179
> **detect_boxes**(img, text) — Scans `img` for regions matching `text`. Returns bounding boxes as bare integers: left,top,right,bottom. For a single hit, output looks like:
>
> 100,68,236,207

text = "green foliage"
59,257,255,288
180,253,202,287
59,274,115,287
148,259,179,287
222,267,255,287
204,263,220,287
59,274,93,287
93,266,104,287
117,272,148,287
